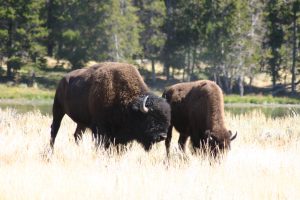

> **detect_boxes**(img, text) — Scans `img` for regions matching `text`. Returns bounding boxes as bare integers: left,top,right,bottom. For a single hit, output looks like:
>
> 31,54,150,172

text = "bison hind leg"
50,105,65,148
165,125,173,157
190,134,201,154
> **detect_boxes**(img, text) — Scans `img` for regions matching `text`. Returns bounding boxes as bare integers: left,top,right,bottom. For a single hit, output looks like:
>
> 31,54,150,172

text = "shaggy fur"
50,62,171,150
163,80,236,156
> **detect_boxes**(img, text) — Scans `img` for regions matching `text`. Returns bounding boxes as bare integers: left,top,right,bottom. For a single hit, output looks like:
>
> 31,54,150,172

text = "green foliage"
135,0,166,59
263,0,285,88
260,0,300,92
103,0,142,61
7,56,23,71
0,0,47,77
0,0,298,95
46,0,141,68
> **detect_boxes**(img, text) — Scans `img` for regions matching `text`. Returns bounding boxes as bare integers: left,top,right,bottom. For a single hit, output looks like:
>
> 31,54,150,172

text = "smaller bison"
163,80,237,156
50,62,171,151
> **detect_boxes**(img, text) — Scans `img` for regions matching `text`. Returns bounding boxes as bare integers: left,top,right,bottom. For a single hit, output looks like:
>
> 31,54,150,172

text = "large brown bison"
163,80,237,156
50,62,171,150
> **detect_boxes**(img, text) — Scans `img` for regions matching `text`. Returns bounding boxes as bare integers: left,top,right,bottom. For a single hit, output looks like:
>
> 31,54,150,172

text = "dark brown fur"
50,62,171,150
163,80,236,156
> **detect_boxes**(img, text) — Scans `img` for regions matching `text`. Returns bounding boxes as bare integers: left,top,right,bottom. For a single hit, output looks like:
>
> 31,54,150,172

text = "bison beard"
50,62,171,151
163,80,237,157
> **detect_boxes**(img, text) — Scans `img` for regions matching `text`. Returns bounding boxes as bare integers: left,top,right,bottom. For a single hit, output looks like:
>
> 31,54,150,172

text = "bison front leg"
91,124,111,149
74,124,86,144
178,135,188,152
190,134,201,153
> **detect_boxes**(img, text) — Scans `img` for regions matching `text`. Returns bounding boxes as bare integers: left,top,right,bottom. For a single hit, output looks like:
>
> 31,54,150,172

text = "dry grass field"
0,108,300,200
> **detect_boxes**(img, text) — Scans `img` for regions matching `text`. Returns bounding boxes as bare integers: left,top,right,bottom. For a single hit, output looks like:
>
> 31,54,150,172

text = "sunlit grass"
0,84,54,100
224,94,300,104
0,109,300,199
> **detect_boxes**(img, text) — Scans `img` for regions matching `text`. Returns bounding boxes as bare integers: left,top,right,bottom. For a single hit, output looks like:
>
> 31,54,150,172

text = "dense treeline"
0,0,299,94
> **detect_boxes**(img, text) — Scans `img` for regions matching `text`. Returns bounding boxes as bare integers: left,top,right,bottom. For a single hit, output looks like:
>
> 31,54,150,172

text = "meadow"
0,108,300,200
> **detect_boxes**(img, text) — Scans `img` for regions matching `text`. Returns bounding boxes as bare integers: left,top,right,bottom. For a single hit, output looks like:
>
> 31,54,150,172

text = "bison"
50,62,171,151
163,80,237,156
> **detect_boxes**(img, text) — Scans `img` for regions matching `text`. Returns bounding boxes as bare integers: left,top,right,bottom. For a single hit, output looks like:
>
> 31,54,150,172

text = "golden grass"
0,109,300,200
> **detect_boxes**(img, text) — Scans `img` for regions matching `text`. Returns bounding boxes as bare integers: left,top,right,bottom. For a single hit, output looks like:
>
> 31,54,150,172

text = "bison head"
204,130,237,156
131,94,171,151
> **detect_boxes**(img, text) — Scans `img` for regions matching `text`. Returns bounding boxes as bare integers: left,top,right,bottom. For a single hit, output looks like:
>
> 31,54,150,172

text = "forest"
0,0,299,96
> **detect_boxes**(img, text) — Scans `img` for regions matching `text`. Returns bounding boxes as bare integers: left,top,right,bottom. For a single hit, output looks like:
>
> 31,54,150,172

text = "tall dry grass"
0,108,300,200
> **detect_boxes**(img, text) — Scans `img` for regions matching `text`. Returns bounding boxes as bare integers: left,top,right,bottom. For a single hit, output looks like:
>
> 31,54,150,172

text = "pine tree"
134,0,166,83
282,0,300,94
162,0,205,81
103,0,141,62
51,0,107,68
263,0,285,91
46,0,141,68
0,0,47,77
220,0,265,95
201,0,238,91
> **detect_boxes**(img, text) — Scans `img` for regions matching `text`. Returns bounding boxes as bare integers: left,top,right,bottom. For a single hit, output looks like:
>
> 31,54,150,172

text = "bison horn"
230,131,237,141
140,95,149,113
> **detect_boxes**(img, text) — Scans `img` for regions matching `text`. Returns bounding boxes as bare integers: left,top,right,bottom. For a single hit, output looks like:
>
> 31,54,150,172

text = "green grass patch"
225,95,300,104
0,84,54,100
0,83,299,104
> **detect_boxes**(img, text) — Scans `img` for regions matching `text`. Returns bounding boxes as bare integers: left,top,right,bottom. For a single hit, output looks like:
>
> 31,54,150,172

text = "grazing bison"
50,62,171,150
163,80,237,156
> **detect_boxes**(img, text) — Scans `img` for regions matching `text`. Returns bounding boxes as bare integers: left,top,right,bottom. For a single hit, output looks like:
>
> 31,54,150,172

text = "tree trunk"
164,0,172,81
151,58,156,84
223,76,231,94
171,67,175,78
238,76,244,96
272,67,276,94
164,64,170,81
46,0,54,56
291,4,297,95
213,71,217,83
114,34,120,61
217,75,224,92
249,76,253,93
186,48,191,82
6,19,13,78
191,47,196,78
7,61,12,78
